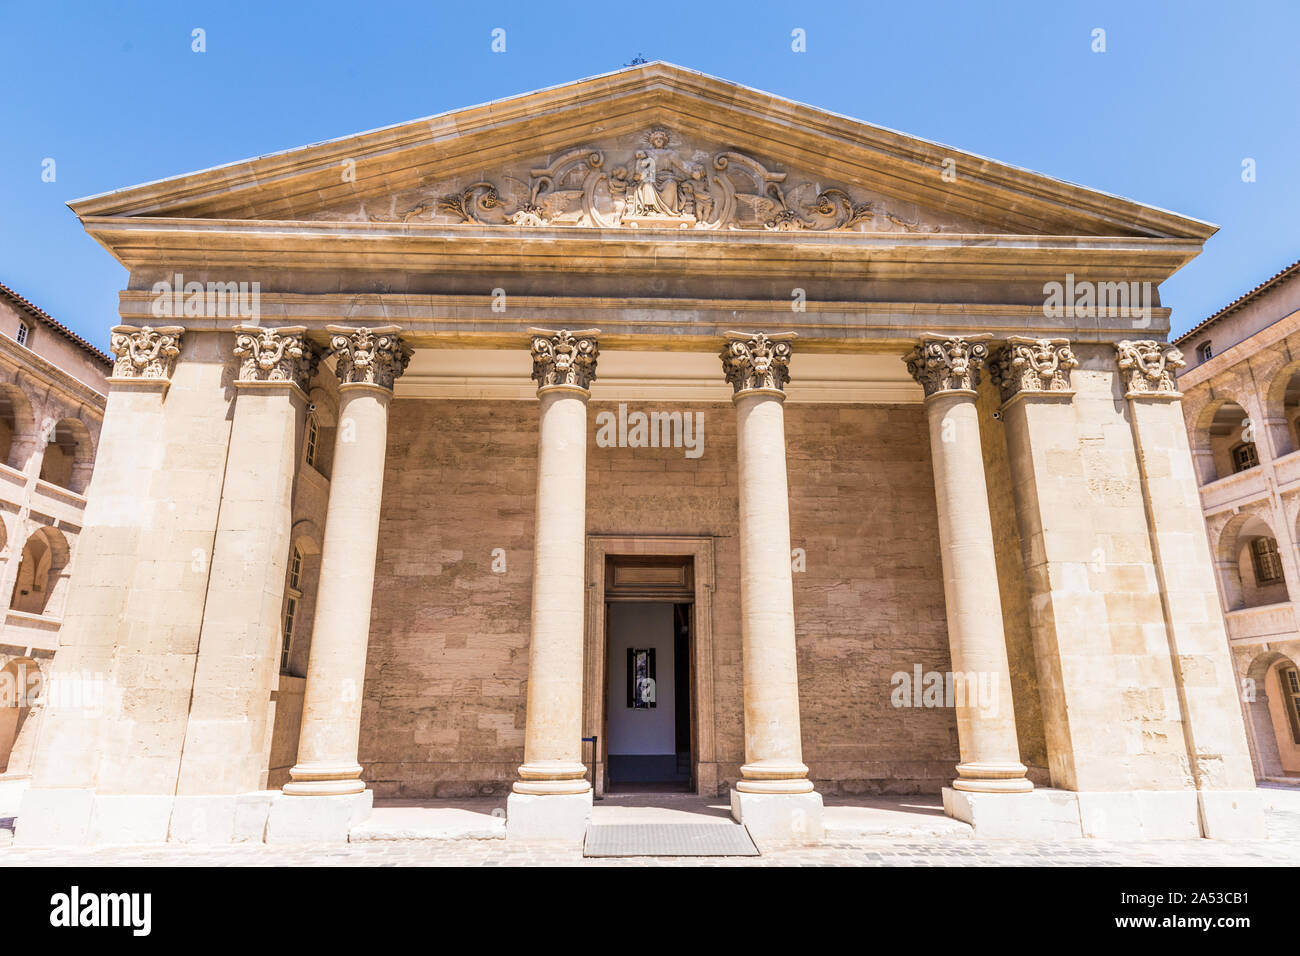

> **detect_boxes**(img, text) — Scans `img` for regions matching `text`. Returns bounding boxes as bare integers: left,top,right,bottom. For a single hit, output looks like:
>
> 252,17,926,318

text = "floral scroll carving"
720,331,796,395
989,337,1079,402
327,326,411,390
428,128,911,233
1115,340,1185,396
109,325,184,381
904,335,991,397
233,326,317,390
529,328,600,391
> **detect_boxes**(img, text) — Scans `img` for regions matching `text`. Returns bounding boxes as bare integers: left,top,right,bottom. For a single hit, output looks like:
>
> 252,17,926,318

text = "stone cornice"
82,217,1202,286
113,292,1175,346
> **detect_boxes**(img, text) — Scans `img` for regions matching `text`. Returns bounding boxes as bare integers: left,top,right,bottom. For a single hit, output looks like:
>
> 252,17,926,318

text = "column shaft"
908,334,1030,793
734,390,809,791
925,393,1029,791
516,387,591,793
515,328,599,796
285,385,389,794
285,326,408,796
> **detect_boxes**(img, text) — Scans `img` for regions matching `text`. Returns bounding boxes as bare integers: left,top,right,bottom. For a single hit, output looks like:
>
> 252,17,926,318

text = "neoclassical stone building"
0,283,109,812
16,63,1262,845
1174,260,1300,785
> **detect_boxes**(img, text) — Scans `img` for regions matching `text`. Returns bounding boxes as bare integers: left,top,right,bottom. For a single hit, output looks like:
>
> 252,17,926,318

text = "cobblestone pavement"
1,810,1297,866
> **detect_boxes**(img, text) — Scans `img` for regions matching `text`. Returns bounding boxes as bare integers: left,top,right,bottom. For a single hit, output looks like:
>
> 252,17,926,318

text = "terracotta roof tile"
0,281,113,367
1174,257,1300,345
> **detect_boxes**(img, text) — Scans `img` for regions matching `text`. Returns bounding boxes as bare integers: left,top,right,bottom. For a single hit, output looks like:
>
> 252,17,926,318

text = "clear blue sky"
2,0,1297,344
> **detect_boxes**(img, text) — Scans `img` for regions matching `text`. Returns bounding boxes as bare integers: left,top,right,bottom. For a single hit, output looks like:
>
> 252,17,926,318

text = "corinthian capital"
233,326,318,391
989,337,1079,402
720,331,796,395
109,325,185,382
529,328,600,391
904,334,991,397
326,325,410,390
1114,339,1185,396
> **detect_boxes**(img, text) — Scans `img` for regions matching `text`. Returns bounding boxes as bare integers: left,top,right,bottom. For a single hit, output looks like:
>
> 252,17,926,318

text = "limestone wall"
360,397,960,797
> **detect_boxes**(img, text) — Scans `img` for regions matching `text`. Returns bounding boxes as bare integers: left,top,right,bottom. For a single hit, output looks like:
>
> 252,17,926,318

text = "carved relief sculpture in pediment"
330,128,985,234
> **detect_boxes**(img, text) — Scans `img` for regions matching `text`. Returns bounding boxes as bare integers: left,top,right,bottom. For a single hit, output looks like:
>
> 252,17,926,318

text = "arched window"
1251,537,1284,586
15,322,29,348
281,547,303,672
1197,341,1213,364
304,415,318,469
1282,665,1300,745
1232,441,1260,473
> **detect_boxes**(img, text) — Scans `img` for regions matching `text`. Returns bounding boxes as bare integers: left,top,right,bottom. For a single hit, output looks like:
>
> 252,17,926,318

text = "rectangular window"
1233,442,1259,473
305,418,318,467
281,596,298,672
281,547,304,672
1251,537,1284,586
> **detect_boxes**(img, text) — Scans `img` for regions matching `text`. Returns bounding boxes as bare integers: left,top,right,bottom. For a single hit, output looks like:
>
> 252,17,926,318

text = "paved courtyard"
1,787,1298,866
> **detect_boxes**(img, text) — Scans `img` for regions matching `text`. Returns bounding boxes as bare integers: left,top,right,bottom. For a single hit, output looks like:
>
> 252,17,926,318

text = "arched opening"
38,419,94,494
1245,651,1300,780
1263,361,1300,458
0,384,38,473
1217,513,1290,610
1190,400,1253,481
0,657,41,775
10,527,70,616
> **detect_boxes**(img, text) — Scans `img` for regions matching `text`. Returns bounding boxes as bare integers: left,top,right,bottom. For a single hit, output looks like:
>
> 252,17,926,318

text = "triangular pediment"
69,62,1215,243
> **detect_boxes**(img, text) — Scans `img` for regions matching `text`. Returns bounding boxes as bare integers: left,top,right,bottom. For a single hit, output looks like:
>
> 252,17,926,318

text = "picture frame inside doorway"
627,647,656,708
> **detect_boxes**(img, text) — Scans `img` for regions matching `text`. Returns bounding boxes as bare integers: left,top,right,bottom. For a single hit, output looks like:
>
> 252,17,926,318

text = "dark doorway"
605,601,693,791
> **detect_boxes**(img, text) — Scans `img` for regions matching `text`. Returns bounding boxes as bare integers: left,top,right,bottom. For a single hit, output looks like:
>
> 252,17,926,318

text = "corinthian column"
905,333,1031,795
720,331,823,844
507,328,599,843
278,327,408,822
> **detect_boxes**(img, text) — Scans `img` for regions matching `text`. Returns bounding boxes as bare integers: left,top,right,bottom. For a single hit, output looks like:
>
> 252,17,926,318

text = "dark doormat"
583,823,760,857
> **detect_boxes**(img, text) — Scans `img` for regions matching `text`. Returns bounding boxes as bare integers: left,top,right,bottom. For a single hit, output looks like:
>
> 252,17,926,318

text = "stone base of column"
282,760,366,796
168,791,278,844
1197,790,1265,840
730,788,824,844
943,786,1082,839
14,787,96,846
506,790,593,842
952,761,1034,793
512,761,591,795
735,759,815,794
265,789,373,845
